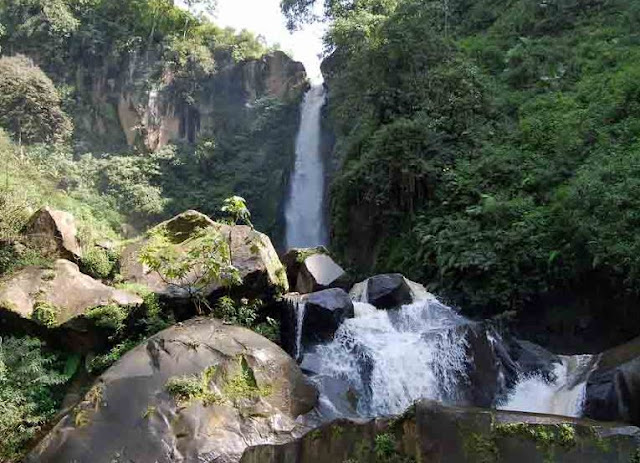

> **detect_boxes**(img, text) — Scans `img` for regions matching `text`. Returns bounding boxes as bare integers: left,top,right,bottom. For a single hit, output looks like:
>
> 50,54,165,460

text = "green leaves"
221,196,253,227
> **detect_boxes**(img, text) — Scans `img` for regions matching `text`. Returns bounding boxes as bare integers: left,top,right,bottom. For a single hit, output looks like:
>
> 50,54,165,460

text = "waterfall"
498,354,596,417
303,294,471,417
285,85,327,249
300,286,595,420
294,299,306,361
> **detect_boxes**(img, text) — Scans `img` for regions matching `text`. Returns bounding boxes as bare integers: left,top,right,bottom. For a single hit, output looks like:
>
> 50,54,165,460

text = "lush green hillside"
284,0,640,347
0,0,305,242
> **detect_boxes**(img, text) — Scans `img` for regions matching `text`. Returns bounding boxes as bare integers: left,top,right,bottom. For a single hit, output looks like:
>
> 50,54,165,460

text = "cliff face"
74,50,307,152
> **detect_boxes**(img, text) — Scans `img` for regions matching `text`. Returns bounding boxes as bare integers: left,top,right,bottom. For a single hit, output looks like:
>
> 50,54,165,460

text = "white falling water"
306,295,470,417
300,282,594,420
285,85,327,249
294,300,306,360
499,354,596,417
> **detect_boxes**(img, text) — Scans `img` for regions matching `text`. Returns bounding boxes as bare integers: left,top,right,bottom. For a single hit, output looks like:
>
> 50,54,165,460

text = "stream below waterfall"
293,282,597,421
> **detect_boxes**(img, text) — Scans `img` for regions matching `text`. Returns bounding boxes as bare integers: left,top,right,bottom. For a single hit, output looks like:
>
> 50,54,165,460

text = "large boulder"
303,289,354,343
119,211,288,301
28,318,318,463
22,207,82,260
297,254,348,294
281,247,328,287
242,400,640,463
585,335,640,425
0,259,141,327
351,274,413,309
282,248,348,294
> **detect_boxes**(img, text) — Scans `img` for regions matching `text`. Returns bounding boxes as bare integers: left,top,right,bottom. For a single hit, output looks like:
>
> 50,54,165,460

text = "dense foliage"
0,0,301,240
289,0,640,337
0,336,71,462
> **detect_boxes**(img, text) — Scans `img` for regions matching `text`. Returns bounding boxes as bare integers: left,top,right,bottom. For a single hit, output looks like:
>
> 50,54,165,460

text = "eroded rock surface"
28,318,318,463
242,400,640,463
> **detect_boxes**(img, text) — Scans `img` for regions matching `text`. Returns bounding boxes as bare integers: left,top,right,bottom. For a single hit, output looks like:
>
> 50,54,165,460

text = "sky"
180,0,327,83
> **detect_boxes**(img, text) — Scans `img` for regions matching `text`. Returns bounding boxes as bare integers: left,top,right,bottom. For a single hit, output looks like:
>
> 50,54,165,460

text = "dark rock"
23,207,82,260
303,289,354,343
28,318,318,463
241,400,640,463
585,336,640,425
508,338,562,381
365,273,412,309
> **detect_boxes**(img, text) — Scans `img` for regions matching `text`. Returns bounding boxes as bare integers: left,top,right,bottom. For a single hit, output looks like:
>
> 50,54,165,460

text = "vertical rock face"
77,51,307,151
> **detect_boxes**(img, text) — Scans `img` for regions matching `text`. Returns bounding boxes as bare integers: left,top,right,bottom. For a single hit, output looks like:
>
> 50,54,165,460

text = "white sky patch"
178,0,326,83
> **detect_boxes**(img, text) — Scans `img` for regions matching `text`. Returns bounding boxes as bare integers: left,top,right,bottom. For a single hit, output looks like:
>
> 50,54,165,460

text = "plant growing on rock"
139,226,241,313
221,196,253,228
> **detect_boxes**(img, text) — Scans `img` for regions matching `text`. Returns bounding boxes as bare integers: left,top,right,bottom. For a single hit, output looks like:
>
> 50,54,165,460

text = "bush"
80,246,118,280
31,301,59,328
85,304,129,333
0,336,69,462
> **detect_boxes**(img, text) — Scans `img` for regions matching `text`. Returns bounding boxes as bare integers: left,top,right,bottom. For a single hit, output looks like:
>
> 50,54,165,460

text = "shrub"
85,304,129,333
80,246,118,280
31,301,59,328
0,336,69,462
88,339,139,373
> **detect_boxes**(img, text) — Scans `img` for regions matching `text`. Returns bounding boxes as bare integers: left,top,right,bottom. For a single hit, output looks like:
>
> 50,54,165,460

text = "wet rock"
363,273,413,309
585,336,640,425
119,211,288,302
241,400,640,463
23,207,82,260
28,318,318,463
303,289,354,343
0,259,141,327
508,338,562,381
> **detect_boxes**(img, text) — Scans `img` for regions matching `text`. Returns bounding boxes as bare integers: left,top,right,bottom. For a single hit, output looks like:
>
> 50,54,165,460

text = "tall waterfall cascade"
297,283,596,420
285,85,328,249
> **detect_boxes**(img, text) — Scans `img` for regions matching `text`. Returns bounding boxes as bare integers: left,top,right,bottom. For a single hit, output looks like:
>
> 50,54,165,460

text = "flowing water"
498,354,596,417
285,85,327,249
297,282,596,420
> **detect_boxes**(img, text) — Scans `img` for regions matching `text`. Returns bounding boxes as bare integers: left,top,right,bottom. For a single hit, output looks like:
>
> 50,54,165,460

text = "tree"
0,56,73,145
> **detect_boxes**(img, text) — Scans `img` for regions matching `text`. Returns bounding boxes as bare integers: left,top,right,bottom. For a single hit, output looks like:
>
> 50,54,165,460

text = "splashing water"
301,281,596,420
285,85,327,248
499,355,596,417
305,296,470,417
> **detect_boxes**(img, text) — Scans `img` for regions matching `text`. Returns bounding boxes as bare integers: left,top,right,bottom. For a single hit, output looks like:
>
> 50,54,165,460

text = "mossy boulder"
28,317,318,463
242,400,640,463
0,259,141,328
119,211,288,302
